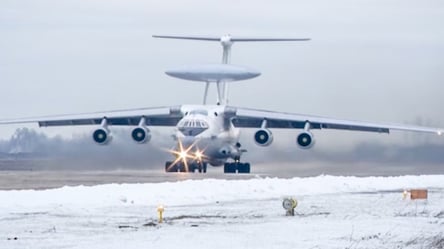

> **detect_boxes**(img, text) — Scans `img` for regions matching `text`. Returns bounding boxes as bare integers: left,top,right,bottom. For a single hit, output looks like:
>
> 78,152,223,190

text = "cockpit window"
178,118,209,136
178,119,208,128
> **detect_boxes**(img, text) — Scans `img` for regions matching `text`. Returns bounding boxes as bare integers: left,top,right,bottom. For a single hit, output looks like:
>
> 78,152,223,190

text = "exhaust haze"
0,128,442,175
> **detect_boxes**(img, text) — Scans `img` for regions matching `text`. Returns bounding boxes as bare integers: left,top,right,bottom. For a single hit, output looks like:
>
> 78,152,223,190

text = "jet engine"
131,127,151,144
93,128,112,145
254,129,273,147
297,131,315,149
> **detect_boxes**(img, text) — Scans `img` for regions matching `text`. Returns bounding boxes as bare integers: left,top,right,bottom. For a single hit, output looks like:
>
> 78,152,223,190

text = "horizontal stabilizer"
152,35,220,41
153,35,311,42
230,38,310,42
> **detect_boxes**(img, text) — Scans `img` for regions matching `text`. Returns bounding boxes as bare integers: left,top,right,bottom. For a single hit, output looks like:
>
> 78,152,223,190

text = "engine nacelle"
254,129,273,147
131,127,151,144
93,128,112,145
297,131,315,149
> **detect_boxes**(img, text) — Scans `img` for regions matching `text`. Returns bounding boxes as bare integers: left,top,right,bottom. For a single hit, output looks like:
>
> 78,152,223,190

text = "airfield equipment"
157,205,165,223
402,189,428,200
282,197,298,216
410,189,428,200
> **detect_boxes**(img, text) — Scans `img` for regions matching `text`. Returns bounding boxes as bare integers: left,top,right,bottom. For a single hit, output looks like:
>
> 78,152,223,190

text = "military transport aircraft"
1,35,443,173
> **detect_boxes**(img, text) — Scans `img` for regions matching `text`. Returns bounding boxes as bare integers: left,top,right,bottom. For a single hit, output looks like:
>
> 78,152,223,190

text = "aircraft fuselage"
172,105,241,167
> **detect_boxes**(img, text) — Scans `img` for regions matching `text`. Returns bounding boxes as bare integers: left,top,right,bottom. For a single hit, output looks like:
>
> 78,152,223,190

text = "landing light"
438,131,442,136
195,151,202,159
179,151,188,159
164,138,200,172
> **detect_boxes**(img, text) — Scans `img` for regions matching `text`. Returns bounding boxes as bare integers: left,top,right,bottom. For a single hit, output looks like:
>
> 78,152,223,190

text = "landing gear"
189,162,207,173
165,161,181,172
165,161,207,173
223,162,251,174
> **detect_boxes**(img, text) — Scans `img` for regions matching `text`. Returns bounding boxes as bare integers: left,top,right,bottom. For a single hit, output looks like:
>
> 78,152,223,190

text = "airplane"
1,34,443,174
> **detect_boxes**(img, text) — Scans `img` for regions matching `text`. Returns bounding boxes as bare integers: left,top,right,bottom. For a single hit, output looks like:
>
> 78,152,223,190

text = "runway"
0,170,257,190
2,160,443,190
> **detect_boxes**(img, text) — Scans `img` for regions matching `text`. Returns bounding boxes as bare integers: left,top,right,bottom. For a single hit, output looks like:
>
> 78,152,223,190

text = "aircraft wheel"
238,163,251,174
178,163,188,173
203,163,207,173
224,163,236,174
195,162,207,173
188,163,196,173
197,163,207,173
165,161,177,173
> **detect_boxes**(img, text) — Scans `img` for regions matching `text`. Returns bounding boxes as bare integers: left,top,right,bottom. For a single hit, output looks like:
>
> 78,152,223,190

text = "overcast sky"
1,0,444,153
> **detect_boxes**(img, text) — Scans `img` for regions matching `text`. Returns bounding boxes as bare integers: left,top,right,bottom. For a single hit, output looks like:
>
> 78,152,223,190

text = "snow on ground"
1,175,444,249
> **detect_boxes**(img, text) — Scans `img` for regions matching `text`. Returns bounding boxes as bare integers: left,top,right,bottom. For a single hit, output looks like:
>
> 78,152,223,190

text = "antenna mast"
153,35,310,105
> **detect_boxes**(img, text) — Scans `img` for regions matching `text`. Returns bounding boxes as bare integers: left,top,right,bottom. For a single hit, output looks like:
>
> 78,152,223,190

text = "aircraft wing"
0,106,183,127
229,106,444,135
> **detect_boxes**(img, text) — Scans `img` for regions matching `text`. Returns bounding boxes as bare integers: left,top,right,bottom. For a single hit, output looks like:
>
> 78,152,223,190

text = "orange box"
410,189,428,200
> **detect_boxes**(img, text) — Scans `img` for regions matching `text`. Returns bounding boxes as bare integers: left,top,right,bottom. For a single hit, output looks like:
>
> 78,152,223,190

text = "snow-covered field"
1,175,444,249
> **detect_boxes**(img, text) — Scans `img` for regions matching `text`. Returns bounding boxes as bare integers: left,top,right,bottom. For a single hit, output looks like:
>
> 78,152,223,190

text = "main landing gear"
223,162,251,174
165,161,207,173
164,161,251,174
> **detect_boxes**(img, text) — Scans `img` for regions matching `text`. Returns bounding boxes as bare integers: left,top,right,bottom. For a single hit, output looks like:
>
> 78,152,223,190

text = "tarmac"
1,161,443,190
0,170,257,190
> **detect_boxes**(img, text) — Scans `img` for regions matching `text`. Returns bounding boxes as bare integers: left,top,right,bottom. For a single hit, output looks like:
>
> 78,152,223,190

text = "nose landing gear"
165,161,207,173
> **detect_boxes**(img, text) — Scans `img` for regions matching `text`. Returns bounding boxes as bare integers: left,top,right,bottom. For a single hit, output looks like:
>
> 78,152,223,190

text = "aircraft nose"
181,136,196,148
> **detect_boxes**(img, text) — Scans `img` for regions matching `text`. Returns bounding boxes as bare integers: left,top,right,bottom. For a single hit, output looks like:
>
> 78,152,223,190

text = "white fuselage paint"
173,105,241,166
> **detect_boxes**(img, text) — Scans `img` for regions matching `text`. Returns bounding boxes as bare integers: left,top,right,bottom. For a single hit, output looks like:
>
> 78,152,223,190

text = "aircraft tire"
165,161,176,173
196,163,206,173
238,163,251,174
224,163,236,174
188,163,196,173
178,163,187,173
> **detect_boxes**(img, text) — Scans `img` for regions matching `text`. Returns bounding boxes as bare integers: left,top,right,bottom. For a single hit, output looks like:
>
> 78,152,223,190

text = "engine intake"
131,127,151,144
93,128,112,145
254,129,273,147
297,131,315,149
